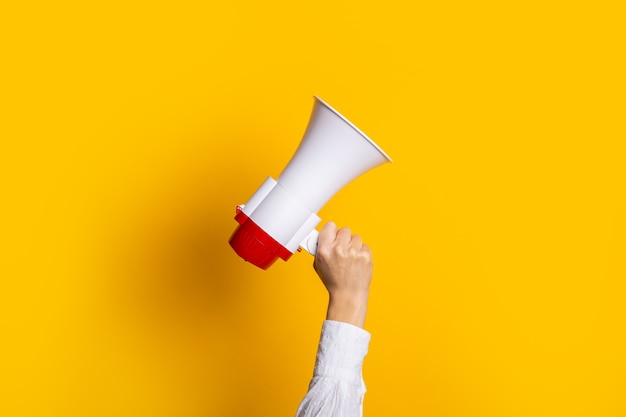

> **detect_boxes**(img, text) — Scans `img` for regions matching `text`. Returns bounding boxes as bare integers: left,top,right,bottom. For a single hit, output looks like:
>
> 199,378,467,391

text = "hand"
314,222,373,328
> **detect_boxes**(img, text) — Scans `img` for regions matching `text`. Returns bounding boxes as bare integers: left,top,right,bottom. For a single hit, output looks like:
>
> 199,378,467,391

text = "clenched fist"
314,222,373,328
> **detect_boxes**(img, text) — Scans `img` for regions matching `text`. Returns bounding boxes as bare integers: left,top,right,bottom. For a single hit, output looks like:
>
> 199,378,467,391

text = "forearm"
298,222,374,416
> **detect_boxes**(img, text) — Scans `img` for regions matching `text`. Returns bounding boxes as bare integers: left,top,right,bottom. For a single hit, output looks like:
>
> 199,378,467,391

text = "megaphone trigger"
300,229,320,256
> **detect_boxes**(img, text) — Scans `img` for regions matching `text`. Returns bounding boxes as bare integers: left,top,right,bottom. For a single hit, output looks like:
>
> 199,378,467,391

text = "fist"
313,222,373,328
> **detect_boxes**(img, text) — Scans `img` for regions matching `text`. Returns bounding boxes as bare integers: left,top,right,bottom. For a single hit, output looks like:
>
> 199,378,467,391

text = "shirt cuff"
313,320,371,386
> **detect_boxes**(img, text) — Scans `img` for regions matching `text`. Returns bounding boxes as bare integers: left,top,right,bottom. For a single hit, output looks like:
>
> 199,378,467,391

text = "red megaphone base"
229,206,293,270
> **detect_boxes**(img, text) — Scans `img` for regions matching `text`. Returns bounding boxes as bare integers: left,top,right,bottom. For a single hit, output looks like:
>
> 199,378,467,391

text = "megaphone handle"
301,229,319,256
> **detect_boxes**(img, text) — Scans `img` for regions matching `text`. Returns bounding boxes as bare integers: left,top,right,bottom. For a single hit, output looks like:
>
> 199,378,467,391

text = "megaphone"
229,96,392,269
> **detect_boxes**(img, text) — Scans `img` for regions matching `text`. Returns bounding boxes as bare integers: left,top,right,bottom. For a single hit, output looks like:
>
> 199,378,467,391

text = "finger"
317,222,338,249
350,234,363,249
361,243,373,261
336,227,352,245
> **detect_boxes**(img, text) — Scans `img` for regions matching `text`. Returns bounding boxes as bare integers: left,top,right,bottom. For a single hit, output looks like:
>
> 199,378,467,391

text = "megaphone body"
229,96,391,269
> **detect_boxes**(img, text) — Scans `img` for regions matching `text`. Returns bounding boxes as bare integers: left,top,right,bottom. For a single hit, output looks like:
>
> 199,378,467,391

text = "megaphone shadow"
110,170,260,331
103,154,270,412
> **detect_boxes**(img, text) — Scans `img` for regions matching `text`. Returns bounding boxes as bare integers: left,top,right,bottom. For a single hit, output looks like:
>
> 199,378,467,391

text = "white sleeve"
296,320,371,417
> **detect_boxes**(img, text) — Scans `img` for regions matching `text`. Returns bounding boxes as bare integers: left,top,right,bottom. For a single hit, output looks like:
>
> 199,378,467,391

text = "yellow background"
1,1,624,416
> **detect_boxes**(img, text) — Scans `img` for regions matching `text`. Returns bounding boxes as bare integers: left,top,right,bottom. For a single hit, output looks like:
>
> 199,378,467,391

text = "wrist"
326,291,370,328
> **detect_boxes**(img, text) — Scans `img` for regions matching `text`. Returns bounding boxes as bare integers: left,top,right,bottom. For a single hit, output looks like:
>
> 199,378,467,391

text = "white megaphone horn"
229,96,392,269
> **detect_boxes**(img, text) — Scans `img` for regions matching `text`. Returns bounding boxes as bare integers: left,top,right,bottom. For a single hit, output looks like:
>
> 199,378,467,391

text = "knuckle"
335,244,349,258
358,248,373,263
317,246,332,259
